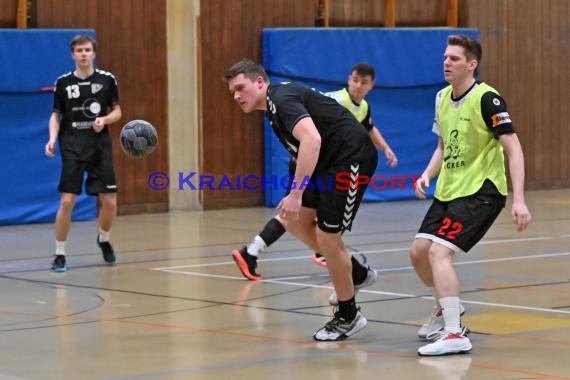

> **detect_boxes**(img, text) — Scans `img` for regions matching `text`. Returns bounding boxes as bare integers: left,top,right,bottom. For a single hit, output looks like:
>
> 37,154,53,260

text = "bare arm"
499,133,532,231
278,116,321,219
415,137,444,199
369,127,398,167
45,112,61,157
93,105,122,133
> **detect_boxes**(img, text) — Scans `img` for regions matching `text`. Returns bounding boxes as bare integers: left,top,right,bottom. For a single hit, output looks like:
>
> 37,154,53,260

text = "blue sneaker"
97,236,116,265
51,255,67,272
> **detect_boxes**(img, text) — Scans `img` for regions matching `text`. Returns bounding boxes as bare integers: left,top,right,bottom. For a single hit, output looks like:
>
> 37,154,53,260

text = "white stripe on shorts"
342,163,359,231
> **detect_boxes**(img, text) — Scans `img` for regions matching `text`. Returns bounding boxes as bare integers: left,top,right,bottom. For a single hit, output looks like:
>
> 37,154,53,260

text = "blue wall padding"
262,28,479,206
0,29,97,225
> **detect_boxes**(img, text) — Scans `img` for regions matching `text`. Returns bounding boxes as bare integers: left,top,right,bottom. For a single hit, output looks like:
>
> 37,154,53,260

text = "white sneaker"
313,309,367,341
418,331,472,356
328,266,378,305
418,304,466,340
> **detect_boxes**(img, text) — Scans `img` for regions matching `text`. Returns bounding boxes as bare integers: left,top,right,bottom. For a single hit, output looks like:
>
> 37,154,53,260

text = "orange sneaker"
311,252,327,267
232,247,262,281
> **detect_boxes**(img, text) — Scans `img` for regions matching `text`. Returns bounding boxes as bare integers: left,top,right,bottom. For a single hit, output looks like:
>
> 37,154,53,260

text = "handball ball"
119,120,158,158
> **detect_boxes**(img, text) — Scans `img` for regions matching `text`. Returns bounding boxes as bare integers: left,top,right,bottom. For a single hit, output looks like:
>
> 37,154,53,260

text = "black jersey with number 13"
53,69,119,160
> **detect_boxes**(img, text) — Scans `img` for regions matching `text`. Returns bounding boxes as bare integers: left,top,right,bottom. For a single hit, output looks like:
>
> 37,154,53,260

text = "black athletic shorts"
58,154,117,195
300,154,378,233
416,180,506,252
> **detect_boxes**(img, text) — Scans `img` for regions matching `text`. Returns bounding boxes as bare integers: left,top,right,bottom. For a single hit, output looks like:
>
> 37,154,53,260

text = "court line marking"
257,278,570,315
152,235,564,271
379,251,570,272
155,250,570,316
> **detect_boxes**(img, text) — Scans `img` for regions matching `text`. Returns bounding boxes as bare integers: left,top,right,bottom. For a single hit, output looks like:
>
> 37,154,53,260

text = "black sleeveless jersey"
266,82,376,172
53,69,119,159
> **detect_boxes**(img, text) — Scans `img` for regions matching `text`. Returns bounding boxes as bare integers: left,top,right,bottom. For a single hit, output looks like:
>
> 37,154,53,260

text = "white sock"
440,296,462,334
55,240,66,256
99,229,111,243
246,236,266,257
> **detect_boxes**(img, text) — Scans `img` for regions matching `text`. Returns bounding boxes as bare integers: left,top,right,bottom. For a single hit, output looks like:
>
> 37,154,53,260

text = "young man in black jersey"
230,63,398,305
44,34,122,272
224,59,378,341
412,35,532,355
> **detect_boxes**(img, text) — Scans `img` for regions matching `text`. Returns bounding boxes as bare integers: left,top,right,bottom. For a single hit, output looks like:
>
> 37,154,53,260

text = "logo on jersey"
267,98,277,114
491,112,511,127
82,98,102,118
72,121,93,129
443,129,465,169
92,83,103,94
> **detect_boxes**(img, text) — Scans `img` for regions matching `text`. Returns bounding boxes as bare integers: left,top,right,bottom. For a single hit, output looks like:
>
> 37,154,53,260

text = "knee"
316,231,347,259
427,246,452,266
286,216,313,236
59,195,76,212
410,242,429,269
99,194,117,209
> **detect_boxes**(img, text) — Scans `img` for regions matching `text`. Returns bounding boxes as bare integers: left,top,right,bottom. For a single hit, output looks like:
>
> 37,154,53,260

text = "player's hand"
415,174,430,200
45,140,56,157
384,147,398,168
511,201,531,232
93,117,106,133
277,192,302,221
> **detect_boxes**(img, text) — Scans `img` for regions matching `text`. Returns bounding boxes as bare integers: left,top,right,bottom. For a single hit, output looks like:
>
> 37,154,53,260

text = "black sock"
338,296,357,320
258,218,286,246
351,256,368,285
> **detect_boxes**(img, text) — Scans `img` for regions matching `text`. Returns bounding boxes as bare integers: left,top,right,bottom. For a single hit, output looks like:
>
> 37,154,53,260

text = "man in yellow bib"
412,35,532,356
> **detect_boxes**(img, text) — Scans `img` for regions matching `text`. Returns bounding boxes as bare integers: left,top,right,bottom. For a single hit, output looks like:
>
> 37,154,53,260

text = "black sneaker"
51,255,67,272
313,308,368,341
231,246,261,280
97,236,116,265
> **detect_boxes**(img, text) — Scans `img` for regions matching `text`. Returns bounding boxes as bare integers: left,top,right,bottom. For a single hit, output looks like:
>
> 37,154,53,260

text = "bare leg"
279,210,354,301
277,208,320,252
428,243,458,298
97,193,117,232
315,228,354,301
55,193,77,241
410,238,435,287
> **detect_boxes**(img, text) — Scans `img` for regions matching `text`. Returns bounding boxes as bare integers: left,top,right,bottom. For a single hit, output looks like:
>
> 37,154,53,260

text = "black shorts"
58,155,117,195
416,185,506,252
301,155,378,233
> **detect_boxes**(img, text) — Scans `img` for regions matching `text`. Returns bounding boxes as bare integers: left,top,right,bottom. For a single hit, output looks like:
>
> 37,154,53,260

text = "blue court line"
104,350,352,380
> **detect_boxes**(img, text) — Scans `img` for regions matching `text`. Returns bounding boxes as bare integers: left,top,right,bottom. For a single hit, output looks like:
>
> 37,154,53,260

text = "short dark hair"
70,34,97,52
223,58,269,82
447,35,482,75
351,63,375,81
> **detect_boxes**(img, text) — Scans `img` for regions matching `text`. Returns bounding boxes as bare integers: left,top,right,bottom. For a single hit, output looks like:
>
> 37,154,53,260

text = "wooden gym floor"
0,188,569,380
